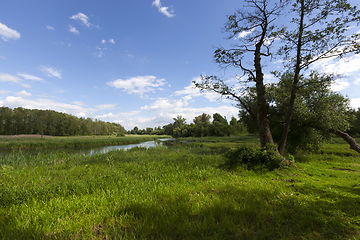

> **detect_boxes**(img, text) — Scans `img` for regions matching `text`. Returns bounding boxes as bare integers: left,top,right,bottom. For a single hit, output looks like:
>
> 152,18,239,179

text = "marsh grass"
0,135,169,150
0,138,359,239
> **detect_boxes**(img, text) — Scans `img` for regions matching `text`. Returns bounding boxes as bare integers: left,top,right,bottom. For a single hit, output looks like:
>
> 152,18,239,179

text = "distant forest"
0,107,126,136
0,107,247,137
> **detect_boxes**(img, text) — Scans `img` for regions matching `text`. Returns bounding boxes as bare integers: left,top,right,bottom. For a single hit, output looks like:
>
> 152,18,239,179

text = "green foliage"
240,72,352,153
116,132,125,137
193,113,211,125
224,145,285,171
0,107,126,136
349,108,360,137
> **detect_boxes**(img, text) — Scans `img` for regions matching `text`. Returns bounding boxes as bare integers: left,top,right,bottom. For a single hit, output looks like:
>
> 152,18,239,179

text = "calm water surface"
1,138,176,157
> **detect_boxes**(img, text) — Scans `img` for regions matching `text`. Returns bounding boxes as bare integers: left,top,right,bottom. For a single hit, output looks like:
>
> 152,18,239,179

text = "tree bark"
330,129,360,154
254,41,275,148
278,0,305,155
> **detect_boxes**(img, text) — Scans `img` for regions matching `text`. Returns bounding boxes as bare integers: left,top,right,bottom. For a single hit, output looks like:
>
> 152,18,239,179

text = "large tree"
195,0,288,148
277,0,360,154
241,71,354,153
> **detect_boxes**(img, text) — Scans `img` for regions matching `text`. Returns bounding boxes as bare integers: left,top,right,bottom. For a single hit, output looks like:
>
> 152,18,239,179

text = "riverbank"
0,135,170,150
0,137,359,239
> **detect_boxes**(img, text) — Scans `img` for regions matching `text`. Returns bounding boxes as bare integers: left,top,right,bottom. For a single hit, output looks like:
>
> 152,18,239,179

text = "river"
1,138,177,157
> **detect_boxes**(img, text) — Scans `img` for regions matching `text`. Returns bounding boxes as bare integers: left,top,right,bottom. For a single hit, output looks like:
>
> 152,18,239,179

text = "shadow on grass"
110,186,359,239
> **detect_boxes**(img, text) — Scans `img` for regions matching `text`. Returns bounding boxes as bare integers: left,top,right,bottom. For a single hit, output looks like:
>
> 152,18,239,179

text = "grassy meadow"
0,135,359,239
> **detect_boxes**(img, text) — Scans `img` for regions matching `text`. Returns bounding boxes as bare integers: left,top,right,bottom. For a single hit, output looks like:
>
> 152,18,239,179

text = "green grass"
0,137,359,239
0,135,170,150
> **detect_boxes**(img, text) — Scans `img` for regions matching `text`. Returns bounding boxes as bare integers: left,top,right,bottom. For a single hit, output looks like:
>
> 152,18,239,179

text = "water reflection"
1,138,176,157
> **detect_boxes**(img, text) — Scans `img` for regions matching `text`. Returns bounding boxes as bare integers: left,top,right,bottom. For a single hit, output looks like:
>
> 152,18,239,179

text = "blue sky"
1,0,360,130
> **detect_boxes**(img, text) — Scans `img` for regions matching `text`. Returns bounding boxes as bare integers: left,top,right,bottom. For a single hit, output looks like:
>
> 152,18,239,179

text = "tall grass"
0,135,169,150
0,139,359,239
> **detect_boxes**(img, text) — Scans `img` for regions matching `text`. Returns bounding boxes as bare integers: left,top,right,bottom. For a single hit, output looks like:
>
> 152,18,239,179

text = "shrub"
224,145,285,171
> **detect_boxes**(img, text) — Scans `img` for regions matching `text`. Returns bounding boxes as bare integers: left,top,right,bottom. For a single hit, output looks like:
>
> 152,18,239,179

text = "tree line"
129,113,247,137
0,107,126,136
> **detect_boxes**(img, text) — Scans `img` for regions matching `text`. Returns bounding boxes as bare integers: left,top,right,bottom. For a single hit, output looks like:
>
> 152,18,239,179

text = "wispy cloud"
0,22,20,41
312,54,360,91
39,66,62,79
109,39,115,44
102,39,106,44
95,103,117,109
107,76,166,95
0,96,97,118
0,73,31,88
69,25,79,35
95,46,106,58
331,79,350,92
152,0,175,18
46,25,54,30
0,73,22,83
17,73,44,81
173,77,222,102
70,12,93,28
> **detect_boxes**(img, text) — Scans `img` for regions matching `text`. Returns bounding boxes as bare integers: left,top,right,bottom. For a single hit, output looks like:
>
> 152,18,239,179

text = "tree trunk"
330,129,360,154
254,42,275,148
278,0,305,155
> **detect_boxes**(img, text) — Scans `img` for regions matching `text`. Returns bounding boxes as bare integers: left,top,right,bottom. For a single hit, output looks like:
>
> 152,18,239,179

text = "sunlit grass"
0,138,359,239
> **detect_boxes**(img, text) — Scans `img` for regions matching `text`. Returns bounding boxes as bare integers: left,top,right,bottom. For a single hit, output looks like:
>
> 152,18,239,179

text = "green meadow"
0,136,359,239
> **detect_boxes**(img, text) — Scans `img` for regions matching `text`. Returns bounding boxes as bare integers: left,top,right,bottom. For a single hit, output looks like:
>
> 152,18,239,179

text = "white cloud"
46,25,54,30
152,0,175,18
39,66,62,79
0,22,20,41
0,56,6,60
354,77,360,85
17,73,44,81
0,96,97,117
70,12,92,27
173,78,222,102
69,25,79,35
107,76,166,95
235,28,254,39
141,97,190,111
16,90,32,97
0,73,22,83
109,39,115,44
351,98,360,109
331,79,350,92
102,39,106,44
312,55,360,76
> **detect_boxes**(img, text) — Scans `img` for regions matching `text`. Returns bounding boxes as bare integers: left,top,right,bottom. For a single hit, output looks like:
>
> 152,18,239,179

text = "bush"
224,145,285,171
116,132,125,137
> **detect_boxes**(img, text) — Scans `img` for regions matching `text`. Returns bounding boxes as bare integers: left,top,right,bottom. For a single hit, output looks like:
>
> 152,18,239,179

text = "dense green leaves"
0,107,126,136
241,72,353,153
